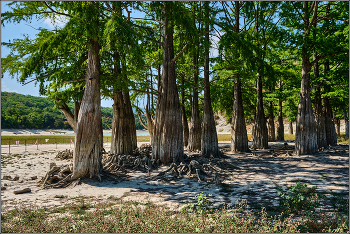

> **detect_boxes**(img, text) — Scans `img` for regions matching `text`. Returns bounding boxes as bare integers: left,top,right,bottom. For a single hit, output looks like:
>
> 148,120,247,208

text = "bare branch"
121,3,132,22
44,1,72,18
311,50,348,65
309,1,319,27
135,107,148,130
172,44,189,63
63,78,85,84
101,113,112,120
291,1,306,24
22,73,52,86
104,1,115,14
172,30,210,64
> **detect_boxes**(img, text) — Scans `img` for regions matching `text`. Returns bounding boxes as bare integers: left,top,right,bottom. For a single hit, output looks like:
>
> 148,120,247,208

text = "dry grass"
1,197,348,233
217,134,295,142
1,135,150,145
2,132,347,145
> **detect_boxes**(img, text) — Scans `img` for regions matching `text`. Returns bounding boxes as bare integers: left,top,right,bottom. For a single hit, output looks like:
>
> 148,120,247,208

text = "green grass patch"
217,134,253,141
284,134,296,141
337,133,349,144
1,135,151,145
1,196,348,233
217,134,295,142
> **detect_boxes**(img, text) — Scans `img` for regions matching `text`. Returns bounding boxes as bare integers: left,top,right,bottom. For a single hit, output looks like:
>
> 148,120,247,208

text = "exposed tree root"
39,145,243,190
39,163,74,188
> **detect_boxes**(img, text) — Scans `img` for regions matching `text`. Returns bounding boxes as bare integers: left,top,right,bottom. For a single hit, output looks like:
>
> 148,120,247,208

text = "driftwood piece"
41,166,60,185
39,164,74,188
14,188,31,194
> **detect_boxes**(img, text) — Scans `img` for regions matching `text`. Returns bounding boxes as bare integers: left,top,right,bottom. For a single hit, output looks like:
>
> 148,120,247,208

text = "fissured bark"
181,104,189,147
72,39,103,180
295,2,318,155
314,90,327,149
180,74,189,147
152,2,183,164
201,2,219,157
334,116,340,137
188,54,201,151
288,122,293,134
110,90,137,155
295,56,317,155
323,96,337,146
230,77,249,152
344,106,349,138
268,102,275,142
276,97,284,141
252,76,268,149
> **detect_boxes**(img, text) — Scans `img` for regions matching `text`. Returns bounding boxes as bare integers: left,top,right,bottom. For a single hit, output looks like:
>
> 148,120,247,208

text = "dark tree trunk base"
276,99,284,141
324,97,337,146
295,58,317,155
231,78,249,152
252,76,268,149
315,96,327,149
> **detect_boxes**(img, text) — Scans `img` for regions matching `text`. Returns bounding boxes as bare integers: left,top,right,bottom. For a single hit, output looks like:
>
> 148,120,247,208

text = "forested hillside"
1,92,145,130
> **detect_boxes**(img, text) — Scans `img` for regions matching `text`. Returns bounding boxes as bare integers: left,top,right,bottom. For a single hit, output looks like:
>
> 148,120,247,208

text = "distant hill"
1,92,145,130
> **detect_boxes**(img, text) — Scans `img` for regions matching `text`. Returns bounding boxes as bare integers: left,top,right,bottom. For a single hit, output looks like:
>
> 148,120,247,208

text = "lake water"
65,131,149,137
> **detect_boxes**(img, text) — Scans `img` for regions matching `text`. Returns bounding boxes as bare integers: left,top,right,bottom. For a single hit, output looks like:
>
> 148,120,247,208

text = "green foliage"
277,182,326,216
182,192,213,214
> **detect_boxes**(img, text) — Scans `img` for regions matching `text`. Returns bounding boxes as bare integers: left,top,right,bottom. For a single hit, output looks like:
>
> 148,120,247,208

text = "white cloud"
2,87,18,93
44,14,68,29
210,32,222,58
2,83,18,93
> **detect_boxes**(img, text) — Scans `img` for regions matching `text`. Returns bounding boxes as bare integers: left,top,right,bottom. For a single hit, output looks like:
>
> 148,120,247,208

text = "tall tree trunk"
276,94,284,141
181,104,189,147
230,1,248,152
110,90,134,155
74,99,81,127
313,17,327,149
123,91,137,150
201,2,219,157
295,1,317,155
72,39,103,180
152,2,183,164
268,102,275,142
344,106,349,138
110,51,137,155
288,122,293,134
334,116,340,137
295,56,317,154
146,93,154,145
315,89,327,149
324,97,337,146
324,62,337,146
111,90,137,155
188,54,201,151
252,76,269,149
231,77,249,152
180,73,189,147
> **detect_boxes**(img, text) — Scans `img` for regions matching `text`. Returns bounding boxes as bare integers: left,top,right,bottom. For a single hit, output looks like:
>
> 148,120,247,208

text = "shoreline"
1,129,149,136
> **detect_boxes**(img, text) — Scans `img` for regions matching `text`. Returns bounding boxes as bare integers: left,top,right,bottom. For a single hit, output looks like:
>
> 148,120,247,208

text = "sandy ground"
1,139,348,214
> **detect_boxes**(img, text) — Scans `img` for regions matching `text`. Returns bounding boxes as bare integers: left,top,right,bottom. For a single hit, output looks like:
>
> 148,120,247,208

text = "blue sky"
1,1,114,107
1,2,220,108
